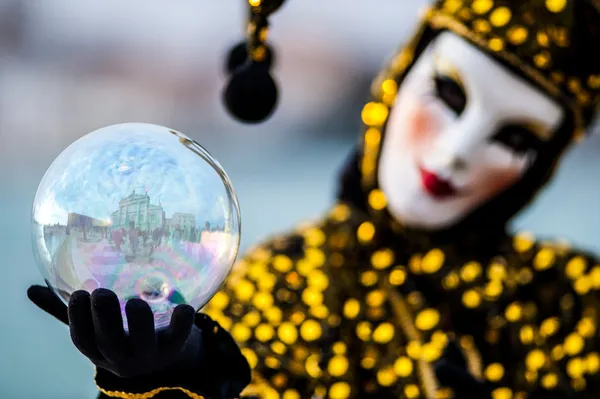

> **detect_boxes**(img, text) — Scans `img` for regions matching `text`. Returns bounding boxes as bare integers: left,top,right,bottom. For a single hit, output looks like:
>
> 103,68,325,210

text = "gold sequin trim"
95,370,205,399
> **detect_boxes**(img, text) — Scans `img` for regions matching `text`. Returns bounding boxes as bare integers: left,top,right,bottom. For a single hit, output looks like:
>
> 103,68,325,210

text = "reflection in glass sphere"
31,123,241,330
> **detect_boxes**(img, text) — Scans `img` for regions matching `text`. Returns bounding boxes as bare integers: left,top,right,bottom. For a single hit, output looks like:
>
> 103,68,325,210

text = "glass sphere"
31,123,241,330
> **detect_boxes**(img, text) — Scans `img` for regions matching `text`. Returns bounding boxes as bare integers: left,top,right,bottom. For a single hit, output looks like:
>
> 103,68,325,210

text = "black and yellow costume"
204,0,600,398
28,0,600,398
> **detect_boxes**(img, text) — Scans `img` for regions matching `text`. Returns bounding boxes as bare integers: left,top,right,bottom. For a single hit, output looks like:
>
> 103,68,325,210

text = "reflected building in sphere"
166,212,196,231
110,190,165,231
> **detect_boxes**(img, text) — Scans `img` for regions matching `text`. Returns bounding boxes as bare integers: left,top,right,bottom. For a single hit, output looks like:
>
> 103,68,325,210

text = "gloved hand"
27,285,251,398
434,341,492,399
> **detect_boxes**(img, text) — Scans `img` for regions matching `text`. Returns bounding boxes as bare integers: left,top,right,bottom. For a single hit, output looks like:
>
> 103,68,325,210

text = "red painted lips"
418,166,457,199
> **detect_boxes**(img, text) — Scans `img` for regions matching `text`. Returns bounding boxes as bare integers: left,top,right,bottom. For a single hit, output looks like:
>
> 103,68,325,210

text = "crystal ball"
31,123,241,330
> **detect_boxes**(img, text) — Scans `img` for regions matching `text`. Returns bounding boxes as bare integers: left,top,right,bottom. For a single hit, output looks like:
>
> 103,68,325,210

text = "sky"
31,123,239,231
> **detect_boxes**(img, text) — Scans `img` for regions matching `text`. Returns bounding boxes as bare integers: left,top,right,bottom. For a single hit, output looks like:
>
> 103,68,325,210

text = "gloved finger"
91,288,128,362
125,298,156,358
27,285,69,325
162,304,195,353
68,290,104,362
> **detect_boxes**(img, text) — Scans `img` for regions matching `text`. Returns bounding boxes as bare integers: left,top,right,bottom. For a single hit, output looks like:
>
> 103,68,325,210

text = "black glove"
434,341,492,399
28,285,251,398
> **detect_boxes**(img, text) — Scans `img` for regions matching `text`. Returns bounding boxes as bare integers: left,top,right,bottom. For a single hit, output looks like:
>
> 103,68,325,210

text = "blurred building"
110,190,165,231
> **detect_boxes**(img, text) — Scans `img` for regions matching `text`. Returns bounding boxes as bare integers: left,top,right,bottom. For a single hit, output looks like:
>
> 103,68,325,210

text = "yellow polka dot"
368,189,387,211
534,248,555,270
329,382,351,399
363,128,381,148
305,248,326,267
507,26,529,45
329,203,351,222
362,102,389,126
231,323,252,342
473,18,492,33
310,304,329,319
407,341,422,359
272,255,293,272
372,323,395,344
519,325,535,345
357,221,376,243
360,271,378,287
489,37,504,51
302,288,323,307
361,356,376,369
356,321,372,341
443,272,460,290
376,367,397,386
382,79,398,95
513,232,535,252
567,358,585,379
209,291,229,310
307,270,329,290
241,347,258,369
490,7,511,27
505,302,522,322
546,0,567,13
394,356,413,377
242,311,261,327
460,261,482,282
404,384,420,399
422,249,445,273
526,350,546,370
537,32,550,47
415,309,441,331
328,356,349,377
492,387,513,399
371,249,395,269
305,354,322,378
390,267,407,286
534,52,552,69
265,307,282,325
566,256,587,279
564,333,584,356
258,273,276,290
443,0,463,13
343,298,361,319
255,323,275,342
462,290,481,308
278,322,298,345
541,373,558,389
366,290,386,307
300,319,322,341
576,317,596,338
333,342,346,355
485,363,505,382
587,352,600,374
235,280,255,301
421,343,442,362
282,390,300,399
540,317,560,336
472,0,494,14
252,292,274,310
303,227,326,247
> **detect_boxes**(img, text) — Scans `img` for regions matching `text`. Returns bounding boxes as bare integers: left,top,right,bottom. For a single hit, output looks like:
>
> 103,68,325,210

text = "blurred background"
0,1,598,397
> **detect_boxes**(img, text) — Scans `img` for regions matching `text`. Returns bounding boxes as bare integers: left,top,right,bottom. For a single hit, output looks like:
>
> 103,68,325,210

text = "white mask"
378,32,565,230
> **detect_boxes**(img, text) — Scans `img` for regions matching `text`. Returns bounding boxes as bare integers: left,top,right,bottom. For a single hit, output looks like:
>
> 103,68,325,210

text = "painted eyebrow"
433,55,466,93
521,121,552,141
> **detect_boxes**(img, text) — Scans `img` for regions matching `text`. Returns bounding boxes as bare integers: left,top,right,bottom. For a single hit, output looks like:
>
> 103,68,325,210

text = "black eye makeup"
433,74,467,115
490,124,544,155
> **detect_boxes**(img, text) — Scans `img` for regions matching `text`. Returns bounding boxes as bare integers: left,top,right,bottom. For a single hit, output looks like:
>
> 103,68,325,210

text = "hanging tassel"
223,0,286,123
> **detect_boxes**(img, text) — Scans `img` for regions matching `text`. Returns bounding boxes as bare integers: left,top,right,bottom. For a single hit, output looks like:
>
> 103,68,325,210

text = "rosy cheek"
480,167,522,199
403,102,439,153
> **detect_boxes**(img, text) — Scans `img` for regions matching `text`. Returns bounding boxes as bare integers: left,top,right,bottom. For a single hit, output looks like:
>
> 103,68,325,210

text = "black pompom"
225,42,276,75
223,62,278,123
225,41,249,75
